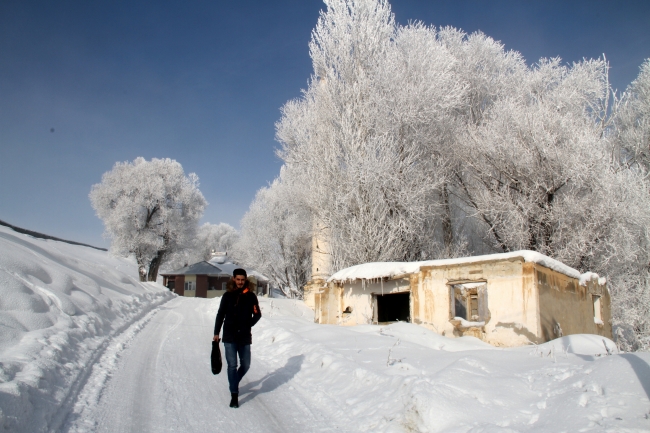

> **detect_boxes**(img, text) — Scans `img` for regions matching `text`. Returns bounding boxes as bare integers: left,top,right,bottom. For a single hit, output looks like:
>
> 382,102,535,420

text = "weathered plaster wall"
415,258,540,346
536,265,612,341
319,256,611,347
207,290,225,299
314,284,342,324
303,280,326,311
337,278,411,326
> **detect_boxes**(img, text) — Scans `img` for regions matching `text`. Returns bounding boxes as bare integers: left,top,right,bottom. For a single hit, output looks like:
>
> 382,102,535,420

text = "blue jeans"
223,343,251,394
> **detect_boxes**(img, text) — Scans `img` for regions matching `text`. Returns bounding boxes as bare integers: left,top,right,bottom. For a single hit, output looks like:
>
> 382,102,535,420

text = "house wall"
319,257,611,347
324,278,411,326
196,275,208,298
175,275,185,296
183,275,196,297
415,258,540,347
536,264,612,340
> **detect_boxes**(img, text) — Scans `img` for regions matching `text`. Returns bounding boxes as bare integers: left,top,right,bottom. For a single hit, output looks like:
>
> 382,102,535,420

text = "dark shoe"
229,393,239,408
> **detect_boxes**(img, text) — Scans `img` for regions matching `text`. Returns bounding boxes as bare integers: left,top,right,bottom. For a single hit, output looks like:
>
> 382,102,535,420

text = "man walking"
213,268,262,408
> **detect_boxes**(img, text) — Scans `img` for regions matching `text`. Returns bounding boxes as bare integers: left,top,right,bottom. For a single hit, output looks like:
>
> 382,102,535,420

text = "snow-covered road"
61,297,341,433
58,294,650,433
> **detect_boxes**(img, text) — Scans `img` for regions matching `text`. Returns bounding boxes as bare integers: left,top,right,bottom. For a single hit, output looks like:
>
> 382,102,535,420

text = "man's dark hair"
233,268,247,278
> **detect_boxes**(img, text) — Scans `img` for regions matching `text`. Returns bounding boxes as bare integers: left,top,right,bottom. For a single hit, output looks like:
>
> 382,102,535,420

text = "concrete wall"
326,278,412,326
536,265,612,341
414,258,540,346
315,284,342,324
319,257,611,347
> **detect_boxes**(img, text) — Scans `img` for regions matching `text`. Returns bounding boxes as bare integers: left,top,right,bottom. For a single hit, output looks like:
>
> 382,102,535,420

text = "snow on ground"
0,225,173,432
2,225,650,432
60,296,650,433
252,300,650,432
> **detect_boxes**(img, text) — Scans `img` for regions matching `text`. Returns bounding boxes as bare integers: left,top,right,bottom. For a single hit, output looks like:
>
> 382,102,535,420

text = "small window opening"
222,282,227,291
593,295,602,324
343,306,353,314
450,282,487,322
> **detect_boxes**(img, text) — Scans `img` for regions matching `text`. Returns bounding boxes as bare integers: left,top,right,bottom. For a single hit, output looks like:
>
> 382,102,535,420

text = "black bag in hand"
211,341,222,375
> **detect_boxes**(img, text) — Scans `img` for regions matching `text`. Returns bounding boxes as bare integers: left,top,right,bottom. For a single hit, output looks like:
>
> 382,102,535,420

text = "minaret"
303,219,331,310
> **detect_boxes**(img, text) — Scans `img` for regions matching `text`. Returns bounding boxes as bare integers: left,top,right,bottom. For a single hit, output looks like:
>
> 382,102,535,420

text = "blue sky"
1,0,649,248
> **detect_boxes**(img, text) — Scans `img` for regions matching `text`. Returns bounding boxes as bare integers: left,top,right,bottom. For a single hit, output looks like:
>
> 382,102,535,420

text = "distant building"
160,252,269,298
315,251,612,347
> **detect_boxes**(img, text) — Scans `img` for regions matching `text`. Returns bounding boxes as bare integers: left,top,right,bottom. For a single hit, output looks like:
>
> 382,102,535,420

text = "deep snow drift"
0,225,172,432
1,224,650,432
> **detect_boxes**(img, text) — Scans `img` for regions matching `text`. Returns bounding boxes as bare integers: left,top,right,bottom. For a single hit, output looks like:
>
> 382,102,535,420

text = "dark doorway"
376,292,410,323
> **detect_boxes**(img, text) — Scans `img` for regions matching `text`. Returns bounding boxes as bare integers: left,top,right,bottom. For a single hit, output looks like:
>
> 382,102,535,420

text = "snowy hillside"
0,225,173,432
1,224,650,432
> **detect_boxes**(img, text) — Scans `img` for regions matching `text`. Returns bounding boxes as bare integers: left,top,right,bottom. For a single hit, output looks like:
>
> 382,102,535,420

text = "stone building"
313,251,611,347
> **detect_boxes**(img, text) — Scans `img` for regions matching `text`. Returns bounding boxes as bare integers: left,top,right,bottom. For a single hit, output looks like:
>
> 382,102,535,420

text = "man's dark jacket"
214,280,262,345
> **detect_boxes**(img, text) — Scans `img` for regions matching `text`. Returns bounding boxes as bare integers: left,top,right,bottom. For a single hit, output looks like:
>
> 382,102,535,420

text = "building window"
450,282,488,322
185,281,195,291
222,282,227,291
593,295,603,324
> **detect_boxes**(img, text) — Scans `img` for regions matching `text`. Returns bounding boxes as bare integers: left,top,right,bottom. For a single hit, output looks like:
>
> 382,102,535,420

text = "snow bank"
250,299,649,432
0,225,173,433
328,250,603,285
530,334,618,356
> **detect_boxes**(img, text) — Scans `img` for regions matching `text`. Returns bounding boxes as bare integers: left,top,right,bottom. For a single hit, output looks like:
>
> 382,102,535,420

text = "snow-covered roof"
162,258,270,282
328,250,604,285
161,261,228,276
207,258,270,282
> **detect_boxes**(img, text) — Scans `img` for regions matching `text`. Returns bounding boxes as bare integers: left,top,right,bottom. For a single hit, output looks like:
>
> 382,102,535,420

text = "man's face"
233,275,246,289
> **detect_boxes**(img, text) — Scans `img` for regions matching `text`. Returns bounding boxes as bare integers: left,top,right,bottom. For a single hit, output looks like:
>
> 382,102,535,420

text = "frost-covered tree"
435,28,527,253
233,168,311,297
267,0,650,348
456,58,611,259
164,222,239,270
277,0,465,269
194,222,239,259
616,59,650,171
610,59,650,350
89,157,206,281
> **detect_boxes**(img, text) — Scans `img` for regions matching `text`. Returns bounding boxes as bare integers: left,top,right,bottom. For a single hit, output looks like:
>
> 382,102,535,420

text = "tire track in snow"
60,297,346,433
57,298,174,433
